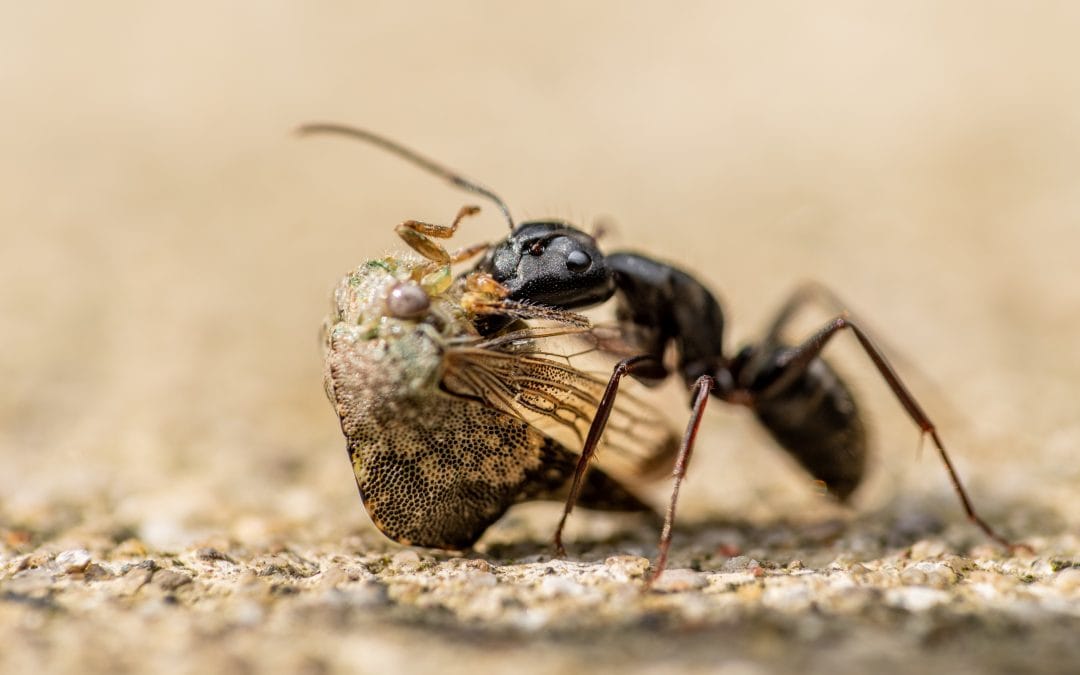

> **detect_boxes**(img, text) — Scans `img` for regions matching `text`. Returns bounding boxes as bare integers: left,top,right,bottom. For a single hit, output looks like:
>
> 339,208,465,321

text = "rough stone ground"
3,504,1080,675
4,4,1080,674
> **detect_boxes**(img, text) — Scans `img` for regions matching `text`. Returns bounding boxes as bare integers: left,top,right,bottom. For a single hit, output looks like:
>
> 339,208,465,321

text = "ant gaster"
299,123,1019,584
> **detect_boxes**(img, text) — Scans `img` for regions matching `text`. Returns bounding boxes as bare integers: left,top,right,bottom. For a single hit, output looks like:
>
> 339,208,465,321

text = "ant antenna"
297,122,515,230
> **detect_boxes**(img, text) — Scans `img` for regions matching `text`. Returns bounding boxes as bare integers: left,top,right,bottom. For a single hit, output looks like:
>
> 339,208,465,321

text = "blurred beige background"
3,2,1079,549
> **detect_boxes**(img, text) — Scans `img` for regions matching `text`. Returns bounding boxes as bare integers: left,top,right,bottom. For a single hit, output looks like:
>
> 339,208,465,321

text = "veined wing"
441,328,678,482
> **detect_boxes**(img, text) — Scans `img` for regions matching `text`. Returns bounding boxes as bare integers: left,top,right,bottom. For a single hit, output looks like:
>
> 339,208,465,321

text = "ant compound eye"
386,282,430,319
565,249,591,273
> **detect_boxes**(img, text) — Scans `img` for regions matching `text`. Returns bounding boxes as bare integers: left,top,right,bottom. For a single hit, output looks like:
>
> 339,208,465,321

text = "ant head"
479,220,616,310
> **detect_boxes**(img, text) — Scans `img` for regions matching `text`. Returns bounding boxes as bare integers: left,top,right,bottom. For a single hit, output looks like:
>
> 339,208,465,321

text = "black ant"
299,123,1020,584
477,225,1024,578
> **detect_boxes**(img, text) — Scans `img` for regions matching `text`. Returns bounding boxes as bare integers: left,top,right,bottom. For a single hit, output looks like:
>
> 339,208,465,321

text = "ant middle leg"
649,374,714,585
553,354,715,585
553,354,661,556
746,315,1017,549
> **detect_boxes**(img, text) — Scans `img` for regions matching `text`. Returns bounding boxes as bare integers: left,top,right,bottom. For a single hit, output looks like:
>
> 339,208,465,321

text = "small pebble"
196,547,236,564
84,563,114,581
651,568,706,592
539,575,585,598
885,586,950,611
319,565,352,589
55,549,92,574
391,550,421,566
115,564,156,596
902,561,958,588
900,567,928,586
153,569,193,591
604,555,649,582
722,556,760,572
709,571,757,588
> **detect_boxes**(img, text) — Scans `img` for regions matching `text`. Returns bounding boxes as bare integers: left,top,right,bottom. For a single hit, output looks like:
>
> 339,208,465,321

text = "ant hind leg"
754,315,1019,550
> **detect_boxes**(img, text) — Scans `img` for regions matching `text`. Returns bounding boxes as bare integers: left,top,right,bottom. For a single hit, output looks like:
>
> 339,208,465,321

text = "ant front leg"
553,355,660,556
745,315,1018,550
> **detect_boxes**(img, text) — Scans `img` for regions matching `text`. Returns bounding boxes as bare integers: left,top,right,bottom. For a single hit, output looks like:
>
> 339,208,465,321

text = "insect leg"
761,281,852,346
761,282,924,381
448,241,491,265
756,315,1018,549
396,205,482,264
649,374,714,585
467,298,592,328
403,204,481,238
553,354,659,556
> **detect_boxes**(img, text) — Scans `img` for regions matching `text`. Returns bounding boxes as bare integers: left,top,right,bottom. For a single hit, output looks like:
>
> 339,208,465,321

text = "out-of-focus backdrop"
3,3,1079,673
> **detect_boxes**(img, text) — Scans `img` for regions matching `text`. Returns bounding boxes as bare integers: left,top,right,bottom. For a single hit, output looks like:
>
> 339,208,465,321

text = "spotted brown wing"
442,327,679,483
326,330,655,550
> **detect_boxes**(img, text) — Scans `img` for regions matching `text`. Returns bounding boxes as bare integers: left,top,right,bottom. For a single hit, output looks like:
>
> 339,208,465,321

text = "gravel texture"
4,4,1080,674
3,509,1080,674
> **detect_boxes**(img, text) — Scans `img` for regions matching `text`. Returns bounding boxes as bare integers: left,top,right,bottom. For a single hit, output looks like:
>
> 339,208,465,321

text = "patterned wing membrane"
442,327,678,483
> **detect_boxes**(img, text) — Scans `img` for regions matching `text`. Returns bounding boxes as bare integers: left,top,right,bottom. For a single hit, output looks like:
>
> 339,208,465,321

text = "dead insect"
301,123,1019,583
305,125,677,550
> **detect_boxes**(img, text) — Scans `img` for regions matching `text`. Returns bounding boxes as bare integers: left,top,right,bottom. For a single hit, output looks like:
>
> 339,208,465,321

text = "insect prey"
307,127,677,550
